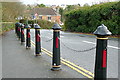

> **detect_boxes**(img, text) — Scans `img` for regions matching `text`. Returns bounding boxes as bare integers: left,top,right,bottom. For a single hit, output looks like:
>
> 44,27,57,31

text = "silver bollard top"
52,23,61,30
15,22,21,27
24,24,31,28
34,24,41,29
20,23,24,28
93,24,112,36
15,22,20,25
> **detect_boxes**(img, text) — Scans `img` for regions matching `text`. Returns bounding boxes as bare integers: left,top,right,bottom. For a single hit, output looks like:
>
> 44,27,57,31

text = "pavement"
2,30,87,79
1,29,119,80
0,35,2,80
118,38,120,80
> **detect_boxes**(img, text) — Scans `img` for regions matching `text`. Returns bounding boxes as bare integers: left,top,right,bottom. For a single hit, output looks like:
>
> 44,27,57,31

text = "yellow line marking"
41,48,93,79
61,58,94,77
43,50,52,57
61,61,93,78
31,40,94,79
42,49,93,79
41,48,94,77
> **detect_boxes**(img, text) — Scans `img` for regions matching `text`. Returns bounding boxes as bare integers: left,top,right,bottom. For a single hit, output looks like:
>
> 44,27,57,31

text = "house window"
48,16,51,21
39,16,42,19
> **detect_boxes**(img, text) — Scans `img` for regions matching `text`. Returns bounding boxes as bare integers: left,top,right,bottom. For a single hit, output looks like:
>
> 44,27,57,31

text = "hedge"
64,2,120,35
19,19,55,29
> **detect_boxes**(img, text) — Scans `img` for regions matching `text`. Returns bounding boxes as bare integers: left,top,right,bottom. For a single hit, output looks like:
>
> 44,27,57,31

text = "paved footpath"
0,35,2,79
2,30,88,79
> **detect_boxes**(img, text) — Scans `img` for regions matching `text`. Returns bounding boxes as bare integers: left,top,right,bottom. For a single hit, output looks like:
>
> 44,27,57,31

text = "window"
48,16,51,21
39,16,42,19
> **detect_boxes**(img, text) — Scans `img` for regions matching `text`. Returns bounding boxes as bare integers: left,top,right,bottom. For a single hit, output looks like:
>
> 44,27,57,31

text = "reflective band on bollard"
56,37,59,48
28,32,30,38
93,24,112,80
37,33,40,42
51,23,61,71
102,50,107,68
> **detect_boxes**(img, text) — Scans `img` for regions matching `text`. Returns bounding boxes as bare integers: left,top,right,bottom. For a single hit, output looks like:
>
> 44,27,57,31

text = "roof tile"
30,8,59,15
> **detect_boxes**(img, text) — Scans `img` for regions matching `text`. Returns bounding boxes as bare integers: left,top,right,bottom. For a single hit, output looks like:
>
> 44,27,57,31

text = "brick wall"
38,15,61,24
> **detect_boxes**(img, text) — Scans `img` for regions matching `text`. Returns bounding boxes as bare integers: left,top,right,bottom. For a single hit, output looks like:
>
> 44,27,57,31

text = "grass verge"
0,22,15,35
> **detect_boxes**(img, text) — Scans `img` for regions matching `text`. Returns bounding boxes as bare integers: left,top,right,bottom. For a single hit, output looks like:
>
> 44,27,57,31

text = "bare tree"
2,2,26,22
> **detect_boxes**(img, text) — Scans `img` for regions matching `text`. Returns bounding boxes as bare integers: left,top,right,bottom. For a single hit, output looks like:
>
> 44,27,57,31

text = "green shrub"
1,23,14,34
28,20,55,29
19,19,27,24
64,2,119,35
37,20,55,29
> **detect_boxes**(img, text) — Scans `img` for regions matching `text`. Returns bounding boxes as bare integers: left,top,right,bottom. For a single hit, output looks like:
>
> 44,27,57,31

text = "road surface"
30,29,119,78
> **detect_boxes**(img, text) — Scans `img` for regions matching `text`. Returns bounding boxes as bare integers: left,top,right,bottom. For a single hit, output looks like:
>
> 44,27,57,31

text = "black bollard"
25,24,31,49
51,23,61,71
15,22,19,34
17,23,21,40
94,24,112,80
20,23,25,44
34,24,41,56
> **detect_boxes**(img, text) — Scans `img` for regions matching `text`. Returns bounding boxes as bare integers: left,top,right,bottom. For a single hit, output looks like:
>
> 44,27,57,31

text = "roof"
30,8,60,16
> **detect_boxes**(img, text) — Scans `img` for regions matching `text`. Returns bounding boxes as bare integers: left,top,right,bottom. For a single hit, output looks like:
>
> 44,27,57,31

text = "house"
30,8,61,24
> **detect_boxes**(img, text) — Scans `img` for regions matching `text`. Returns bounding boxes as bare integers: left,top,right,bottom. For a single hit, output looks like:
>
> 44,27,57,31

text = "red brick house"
30,8,61,24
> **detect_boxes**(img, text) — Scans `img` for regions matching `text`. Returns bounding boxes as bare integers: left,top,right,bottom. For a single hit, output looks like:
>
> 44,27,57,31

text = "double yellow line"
31,40,94,79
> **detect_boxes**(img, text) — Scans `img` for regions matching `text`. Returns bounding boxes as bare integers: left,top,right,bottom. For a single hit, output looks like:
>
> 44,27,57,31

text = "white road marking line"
83,41,96,44
83,41,119,50
61,36,64,37
108,45,120,50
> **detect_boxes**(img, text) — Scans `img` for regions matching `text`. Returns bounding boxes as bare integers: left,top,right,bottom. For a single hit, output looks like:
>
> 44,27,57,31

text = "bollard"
51,23,61,71
20,23,25,44
17,23,21,40
24,24,31,49
34,24,41,56
94,24,112,80
15,22,19,34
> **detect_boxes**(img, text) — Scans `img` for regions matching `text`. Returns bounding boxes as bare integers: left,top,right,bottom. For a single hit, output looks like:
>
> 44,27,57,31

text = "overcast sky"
20,0,119,6
0,0,118,6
